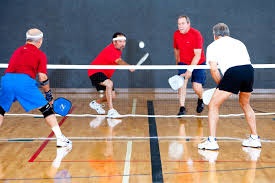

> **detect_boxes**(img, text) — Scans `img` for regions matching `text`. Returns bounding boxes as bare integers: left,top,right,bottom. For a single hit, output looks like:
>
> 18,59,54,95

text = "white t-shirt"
206,36,251,75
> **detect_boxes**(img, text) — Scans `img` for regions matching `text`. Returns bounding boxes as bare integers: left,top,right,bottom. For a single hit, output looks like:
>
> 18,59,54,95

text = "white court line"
122,140,132,183
131,98,137,115
5,112,275,118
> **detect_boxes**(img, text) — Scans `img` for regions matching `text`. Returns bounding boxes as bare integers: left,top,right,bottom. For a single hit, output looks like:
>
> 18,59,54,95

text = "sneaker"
52,146,72,168
89,116,105,128
198,137,219,150
107,108,120,118
56,135,72,147
177,106,186,117
198,149,219,163
107,118,122,127
242,135,261,148
196,98,204,113
89,100,105,114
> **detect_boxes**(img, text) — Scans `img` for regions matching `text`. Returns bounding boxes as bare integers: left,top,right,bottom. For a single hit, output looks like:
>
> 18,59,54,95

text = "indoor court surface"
0,91,275,183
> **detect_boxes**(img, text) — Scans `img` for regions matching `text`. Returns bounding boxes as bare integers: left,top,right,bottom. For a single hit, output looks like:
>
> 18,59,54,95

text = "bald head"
26,28,43,42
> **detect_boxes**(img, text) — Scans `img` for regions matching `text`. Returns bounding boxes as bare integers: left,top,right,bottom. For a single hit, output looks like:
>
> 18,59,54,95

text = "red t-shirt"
173,28,205,65
88,43,122,78
5,43,47,79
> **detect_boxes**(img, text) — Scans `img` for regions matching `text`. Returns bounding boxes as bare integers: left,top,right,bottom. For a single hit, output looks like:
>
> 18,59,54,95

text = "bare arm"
115,58,134,72
115,58,129,65
190,49,202,66
38,72,50,93
209,61,222,84
38,72,53,103
182,49,202,78
174,48,180,64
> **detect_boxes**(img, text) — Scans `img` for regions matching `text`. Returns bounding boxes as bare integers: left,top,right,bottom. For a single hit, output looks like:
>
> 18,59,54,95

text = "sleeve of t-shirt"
206,44,218,65
194,31,203,49
37,51,48,74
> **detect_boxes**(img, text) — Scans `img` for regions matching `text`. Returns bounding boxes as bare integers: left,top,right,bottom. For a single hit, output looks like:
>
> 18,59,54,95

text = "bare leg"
44,114,60,128
208,89,232,137
0,115,3,127
192,82,204,99
101,79,114,110
178,78,188,107
239,92,257,135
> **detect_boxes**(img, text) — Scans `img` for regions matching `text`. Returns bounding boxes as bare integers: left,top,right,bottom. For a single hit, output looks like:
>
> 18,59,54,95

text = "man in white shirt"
198,23,261,150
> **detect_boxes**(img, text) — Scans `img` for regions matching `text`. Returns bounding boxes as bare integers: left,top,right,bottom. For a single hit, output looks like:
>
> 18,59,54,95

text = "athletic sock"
250,134,259,139
208,136,216,142
52,125,62,138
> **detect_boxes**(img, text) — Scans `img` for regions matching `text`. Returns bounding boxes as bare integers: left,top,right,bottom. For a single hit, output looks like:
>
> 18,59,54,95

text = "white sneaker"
242,147,261,161
107,108,120,118
198,149,219,163
198,137,219,150
52,146,72,168
89,116,105,128
56,135,72,147
89,100,105,114
107,118,122,127
242,135,261,148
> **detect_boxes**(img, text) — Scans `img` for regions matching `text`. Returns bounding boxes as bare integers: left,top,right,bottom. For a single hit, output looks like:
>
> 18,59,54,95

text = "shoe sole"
56,142,72,147
198,147,219,150
242,145,261,148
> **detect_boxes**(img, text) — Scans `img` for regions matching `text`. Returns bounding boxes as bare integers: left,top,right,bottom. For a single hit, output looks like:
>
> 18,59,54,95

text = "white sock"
250,134,259,139
52,125,62,138
208,136,216,142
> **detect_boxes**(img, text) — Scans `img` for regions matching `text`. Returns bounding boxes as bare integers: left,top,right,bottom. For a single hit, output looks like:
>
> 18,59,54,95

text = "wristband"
45,89,53,102
40,79,49,86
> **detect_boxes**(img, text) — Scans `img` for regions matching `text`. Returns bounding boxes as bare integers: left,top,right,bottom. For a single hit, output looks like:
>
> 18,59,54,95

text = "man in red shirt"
173,15,206,116
0,28,72,147
88,32,134,118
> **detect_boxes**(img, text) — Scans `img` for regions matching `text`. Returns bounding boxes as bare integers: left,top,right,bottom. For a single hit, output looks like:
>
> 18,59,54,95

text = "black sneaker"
196,98,204,113
177,106,186,117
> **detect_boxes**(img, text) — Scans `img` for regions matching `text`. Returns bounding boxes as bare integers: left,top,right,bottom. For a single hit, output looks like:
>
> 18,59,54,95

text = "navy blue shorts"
218,64,254,94
178,62,206,86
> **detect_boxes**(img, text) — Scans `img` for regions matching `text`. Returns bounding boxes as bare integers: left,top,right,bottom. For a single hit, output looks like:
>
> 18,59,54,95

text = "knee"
0,106,5,116
104,79,113,88
39,103,55,118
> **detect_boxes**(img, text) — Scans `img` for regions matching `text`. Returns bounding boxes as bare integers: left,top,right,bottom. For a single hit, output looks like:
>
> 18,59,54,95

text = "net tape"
1,64,275,70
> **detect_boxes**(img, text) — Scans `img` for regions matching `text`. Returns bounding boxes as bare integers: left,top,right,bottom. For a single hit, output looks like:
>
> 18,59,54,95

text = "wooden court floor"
0,91,275,183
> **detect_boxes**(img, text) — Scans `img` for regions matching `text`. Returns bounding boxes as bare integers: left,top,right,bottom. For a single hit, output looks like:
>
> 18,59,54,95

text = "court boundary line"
2,136,275,143
4,112,275,118
28,106,75,162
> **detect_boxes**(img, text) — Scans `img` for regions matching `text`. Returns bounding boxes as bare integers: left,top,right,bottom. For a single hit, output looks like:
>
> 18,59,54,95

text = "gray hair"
178,15,190,23
213,23,230,37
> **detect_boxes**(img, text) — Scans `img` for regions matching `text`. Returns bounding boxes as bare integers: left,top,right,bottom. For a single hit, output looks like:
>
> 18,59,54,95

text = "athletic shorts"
178,62,206,86
218,64,254,94
0,73,48,112
89,72,114,91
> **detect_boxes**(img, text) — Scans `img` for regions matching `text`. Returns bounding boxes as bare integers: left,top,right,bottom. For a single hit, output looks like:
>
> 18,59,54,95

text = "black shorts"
218,64,254,94
89,72,109,91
